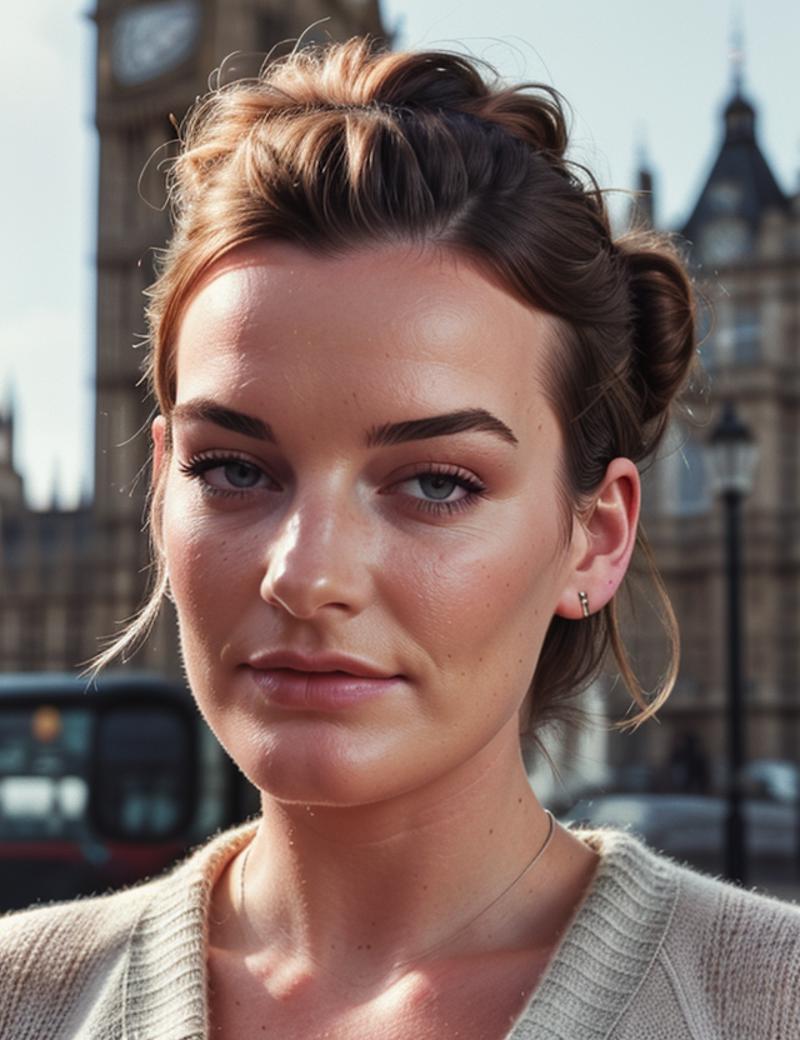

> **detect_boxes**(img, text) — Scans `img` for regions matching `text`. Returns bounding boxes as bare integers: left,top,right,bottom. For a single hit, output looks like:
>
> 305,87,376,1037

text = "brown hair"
90,38,697,739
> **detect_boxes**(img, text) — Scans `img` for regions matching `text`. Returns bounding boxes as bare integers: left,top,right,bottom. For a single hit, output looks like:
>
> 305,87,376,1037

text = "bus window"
0,707,94,844
91,707,194,841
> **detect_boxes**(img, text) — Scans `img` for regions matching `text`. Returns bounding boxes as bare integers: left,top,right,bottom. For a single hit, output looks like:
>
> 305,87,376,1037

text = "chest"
206,947,549,1040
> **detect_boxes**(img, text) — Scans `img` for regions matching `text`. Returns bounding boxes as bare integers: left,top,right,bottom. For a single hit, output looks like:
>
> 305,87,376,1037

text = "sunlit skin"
151,241,640,1036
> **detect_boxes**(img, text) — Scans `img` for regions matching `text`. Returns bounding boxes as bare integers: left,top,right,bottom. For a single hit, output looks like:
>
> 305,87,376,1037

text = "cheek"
382,517,564,684
161,483,247,643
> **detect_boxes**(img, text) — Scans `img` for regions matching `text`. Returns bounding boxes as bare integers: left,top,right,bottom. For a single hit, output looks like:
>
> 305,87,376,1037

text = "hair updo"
94,37,698,742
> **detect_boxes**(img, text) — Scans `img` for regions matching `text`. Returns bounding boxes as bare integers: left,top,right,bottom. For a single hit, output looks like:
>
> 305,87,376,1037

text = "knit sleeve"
0,891,143,1040
706,884,800,1037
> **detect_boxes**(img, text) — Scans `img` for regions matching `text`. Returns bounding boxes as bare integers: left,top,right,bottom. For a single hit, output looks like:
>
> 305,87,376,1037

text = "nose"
260,490,372,620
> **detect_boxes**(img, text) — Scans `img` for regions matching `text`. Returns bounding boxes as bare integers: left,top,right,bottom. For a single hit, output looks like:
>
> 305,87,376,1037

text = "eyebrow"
367,410,518,448
171,399,275,441
170,398,518,448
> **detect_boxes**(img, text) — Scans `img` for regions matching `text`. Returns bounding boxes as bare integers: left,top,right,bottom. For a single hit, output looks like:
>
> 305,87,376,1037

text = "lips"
243,650,403,711
245,649,399,680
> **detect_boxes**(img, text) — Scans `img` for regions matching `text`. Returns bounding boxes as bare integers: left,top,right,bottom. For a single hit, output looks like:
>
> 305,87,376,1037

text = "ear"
150,416,169,559
554,457,640,620
151,415,168,488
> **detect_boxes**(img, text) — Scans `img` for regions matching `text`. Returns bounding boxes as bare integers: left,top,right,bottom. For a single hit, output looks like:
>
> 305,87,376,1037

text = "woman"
2,38,799,1040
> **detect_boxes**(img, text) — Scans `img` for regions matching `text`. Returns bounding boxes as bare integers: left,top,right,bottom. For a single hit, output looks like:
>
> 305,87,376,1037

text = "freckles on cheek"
163,497,233,618
401,535,550,662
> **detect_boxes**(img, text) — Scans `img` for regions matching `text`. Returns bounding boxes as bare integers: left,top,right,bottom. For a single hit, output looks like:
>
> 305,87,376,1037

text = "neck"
224,725,567,989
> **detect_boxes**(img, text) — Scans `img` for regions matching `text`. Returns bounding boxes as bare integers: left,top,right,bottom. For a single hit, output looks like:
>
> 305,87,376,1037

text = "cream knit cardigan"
2,819,799,1039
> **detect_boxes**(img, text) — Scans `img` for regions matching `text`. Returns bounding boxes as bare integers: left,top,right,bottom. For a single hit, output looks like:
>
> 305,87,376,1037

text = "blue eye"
412,474,466,501
178,454,271,497
396,467,487,516
221,461,262,488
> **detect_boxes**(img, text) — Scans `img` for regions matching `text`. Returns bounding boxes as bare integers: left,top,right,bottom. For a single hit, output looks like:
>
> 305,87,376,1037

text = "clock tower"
92,0,388,671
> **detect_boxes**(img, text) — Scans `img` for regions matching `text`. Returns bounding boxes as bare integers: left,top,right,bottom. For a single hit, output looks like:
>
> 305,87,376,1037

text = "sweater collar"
507,826,680,1039
122,823,678,1040
122,820,258,1040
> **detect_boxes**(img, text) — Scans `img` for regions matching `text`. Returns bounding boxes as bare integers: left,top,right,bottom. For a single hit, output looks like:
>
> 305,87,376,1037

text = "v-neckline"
503,828,678,1038
122,822,678,1040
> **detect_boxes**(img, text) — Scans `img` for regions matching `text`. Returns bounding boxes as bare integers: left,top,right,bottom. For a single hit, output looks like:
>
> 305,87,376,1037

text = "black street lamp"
707,401,758,885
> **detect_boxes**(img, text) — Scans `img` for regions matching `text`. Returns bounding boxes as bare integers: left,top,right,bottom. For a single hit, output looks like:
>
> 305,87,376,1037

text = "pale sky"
2,0,799,509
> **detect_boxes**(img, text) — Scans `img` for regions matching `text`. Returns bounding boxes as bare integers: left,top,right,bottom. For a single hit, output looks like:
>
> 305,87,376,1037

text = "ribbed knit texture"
2,821,799,1039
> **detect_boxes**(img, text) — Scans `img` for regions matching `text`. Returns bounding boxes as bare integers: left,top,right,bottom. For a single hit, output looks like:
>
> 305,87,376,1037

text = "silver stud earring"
578,591,590,618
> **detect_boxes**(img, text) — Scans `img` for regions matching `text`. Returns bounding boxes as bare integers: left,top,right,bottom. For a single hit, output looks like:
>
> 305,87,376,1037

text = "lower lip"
245,667,403,710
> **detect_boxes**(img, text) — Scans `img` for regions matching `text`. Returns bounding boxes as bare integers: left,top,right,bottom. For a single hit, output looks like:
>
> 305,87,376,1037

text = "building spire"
635,123,650,173
730,1,745,96
722,3,756,147
630,124,655,229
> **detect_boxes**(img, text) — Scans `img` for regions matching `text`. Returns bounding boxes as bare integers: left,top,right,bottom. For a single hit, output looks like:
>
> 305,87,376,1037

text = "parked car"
560,792,799,882
741,759,800,804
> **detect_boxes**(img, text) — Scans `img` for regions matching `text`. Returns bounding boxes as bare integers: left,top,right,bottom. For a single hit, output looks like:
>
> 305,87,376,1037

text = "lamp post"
707,400,758,885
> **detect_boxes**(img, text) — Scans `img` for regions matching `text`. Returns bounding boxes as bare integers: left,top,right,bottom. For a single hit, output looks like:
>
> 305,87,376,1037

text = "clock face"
700,217,751,265
111,0,201,87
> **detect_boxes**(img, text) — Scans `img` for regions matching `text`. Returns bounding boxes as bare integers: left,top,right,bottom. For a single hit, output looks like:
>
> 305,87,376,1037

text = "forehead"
174,241,559,442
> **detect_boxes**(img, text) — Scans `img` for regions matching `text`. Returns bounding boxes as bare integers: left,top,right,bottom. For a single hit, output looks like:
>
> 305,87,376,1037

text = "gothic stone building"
611,78,800,785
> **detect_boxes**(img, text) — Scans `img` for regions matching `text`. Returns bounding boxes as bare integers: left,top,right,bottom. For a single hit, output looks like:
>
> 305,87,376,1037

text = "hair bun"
290,41,570,160
374,51,569,159
618,234,697,438
459,87,568,158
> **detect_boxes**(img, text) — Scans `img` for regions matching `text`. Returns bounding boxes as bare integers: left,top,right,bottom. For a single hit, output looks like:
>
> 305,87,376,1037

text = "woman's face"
155,241,586,806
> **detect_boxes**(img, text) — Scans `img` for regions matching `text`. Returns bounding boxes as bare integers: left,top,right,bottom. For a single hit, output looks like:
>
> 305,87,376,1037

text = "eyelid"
382,457,484,484
385,462,485,491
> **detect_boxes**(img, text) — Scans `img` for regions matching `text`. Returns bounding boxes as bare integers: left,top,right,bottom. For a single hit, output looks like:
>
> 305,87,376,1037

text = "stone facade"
608,77,800,787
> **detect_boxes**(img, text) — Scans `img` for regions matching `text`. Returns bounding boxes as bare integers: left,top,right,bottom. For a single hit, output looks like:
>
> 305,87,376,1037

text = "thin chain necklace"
236,809,556,985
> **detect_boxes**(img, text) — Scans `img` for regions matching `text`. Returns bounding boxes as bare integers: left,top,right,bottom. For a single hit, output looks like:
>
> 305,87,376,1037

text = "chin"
227,718,418,808
234,717,496,811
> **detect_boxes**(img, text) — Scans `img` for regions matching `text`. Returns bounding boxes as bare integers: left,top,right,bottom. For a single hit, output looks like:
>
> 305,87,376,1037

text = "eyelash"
176,453,488,517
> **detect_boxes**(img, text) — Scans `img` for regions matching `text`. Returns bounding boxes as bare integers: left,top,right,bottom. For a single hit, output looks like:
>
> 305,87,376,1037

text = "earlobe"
554,458,640,620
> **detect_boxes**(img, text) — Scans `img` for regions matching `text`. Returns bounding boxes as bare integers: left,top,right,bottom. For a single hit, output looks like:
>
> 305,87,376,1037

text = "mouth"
245,649,400,680
243,664,403,711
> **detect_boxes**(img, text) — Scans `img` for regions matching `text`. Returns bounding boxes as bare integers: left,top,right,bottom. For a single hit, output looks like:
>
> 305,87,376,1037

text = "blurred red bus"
0,672,259,912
